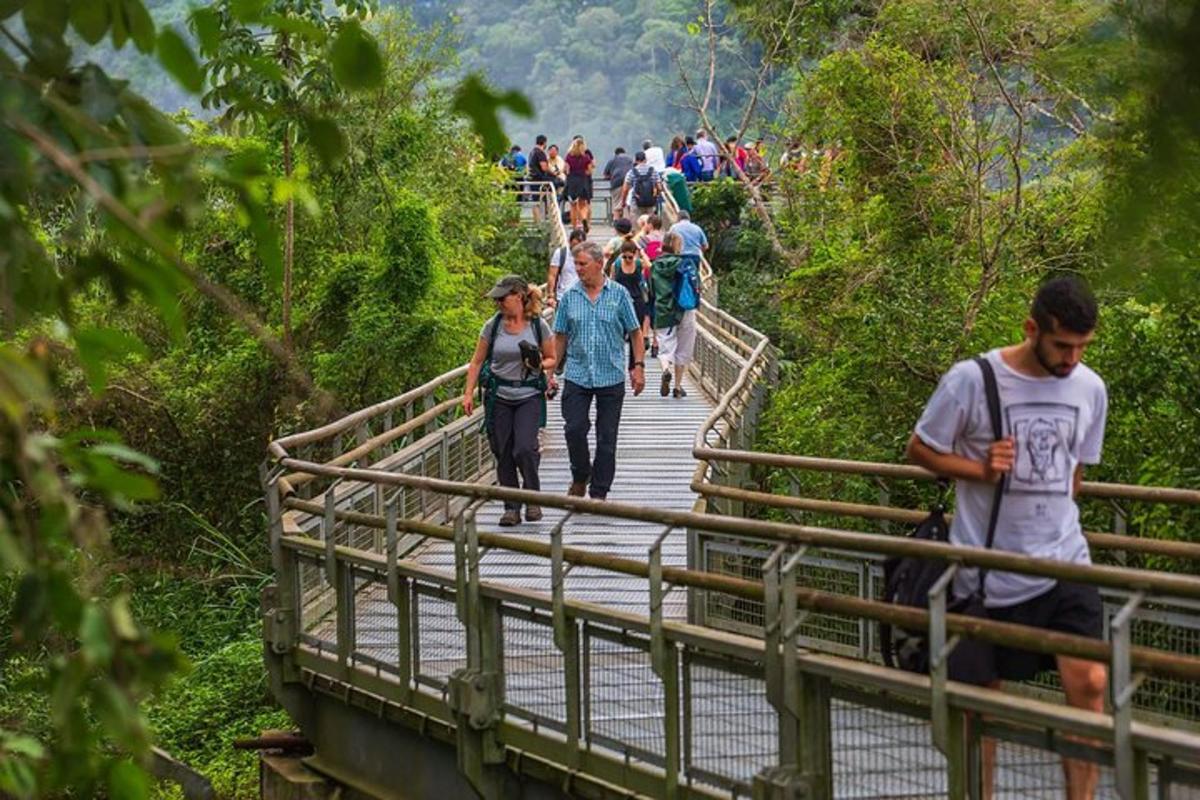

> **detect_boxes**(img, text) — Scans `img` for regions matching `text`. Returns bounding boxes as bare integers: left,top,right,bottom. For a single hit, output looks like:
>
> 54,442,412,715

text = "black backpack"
879,356,1004,685
633,167,656,207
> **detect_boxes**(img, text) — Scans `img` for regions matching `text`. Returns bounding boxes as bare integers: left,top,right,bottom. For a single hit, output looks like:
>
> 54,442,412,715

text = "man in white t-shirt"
641,138,666,173
548,227,586,306
907,276,1107,799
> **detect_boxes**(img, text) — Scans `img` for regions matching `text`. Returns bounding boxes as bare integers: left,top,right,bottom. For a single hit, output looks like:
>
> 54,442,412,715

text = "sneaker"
567,481,587,497
525,505,543,522
499,509,521,526
660,371,672,397
673,386,688,399
650,343,659,358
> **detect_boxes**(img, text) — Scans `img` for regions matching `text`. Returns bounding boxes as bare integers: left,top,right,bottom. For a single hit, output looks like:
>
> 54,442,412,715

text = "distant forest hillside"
406,0,787,157
85,0,787,159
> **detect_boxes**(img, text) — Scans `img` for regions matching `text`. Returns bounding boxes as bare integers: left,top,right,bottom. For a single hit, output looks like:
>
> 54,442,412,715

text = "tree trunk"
282,126,294,346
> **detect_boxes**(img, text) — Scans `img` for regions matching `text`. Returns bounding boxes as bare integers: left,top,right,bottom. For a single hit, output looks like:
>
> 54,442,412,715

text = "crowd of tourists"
468,131,714,526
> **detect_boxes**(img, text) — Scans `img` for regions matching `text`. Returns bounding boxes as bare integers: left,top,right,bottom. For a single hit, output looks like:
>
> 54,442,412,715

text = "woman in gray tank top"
463,275,556,525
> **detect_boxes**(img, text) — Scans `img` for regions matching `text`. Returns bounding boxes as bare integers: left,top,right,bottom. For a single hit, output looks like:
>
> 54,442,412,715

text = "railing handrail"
691,448,1200,507
275,457,1200,604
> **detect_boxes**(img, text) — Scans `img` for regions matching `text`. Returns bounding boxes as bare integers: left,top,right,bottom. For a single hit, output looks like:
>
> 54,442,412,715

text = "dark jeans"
488,394,542,510
561,380,625,498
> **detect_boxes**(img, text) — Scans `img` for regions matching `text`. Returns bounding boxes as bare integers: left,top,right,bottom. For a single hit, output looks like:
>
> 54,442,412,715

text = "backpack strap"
973,355,1005,600
484,313,503,362
556,245,567,271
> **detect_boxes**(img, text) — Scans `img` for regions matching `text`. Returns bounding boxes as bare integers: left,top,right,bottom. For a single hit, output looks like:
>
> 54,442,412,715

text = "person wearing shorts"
649,232,697,399
907,276,1109,799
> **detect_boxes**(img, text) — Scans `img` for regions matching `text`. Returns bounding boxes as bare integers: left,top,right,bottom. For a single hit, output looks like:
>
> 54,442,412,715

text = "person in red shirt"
564,137,595,232
722,135,749,178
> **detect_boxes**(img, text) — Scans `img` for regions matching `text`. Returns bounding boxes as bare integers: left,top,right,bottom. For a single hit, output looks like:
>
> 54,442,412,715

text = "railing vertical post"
323,485,339,588
649,526,679,799
928,565,959,756
761,545,793,758
550,513,581,758
454,511,468,626
334,556,355,677
373,483,384,553
440,432,452,523
385,497,412,701
1112,591,1146,800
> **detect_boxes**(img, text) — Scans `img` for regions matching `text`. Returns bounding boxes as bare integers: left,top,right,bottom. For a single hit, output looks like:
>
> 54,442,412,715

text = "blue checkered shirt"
553,279,640,389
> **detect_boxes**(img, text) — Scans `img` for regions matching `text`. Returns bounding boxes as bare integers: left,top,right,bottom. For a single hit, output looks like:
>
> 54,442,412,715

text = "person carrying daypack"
462,275,557,526
649,232,697,399
621,151,660,217
903,275,1109,799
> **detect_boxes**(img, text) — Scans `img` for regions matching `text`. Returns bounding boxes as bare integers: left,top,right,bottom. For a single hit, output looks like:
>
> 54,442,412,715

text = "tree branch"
9,117,334,412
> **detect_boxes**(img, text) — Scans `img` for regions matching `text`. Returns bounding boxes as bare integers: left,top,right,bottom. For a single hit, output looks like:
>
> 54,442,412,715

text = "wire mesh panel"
794,554,868,658
830,694,948,799
701,538,768,635
684,652,776,794
297,556,336,650
585,625,667,764
350,570,402,675
501,608,568,730
987,736,1118,799
412,584,465,690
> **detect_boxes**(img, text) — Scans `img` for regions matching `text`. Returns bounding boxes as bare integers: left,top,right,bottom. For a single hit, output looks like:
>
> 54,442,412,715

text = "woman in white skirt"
649,232,698,398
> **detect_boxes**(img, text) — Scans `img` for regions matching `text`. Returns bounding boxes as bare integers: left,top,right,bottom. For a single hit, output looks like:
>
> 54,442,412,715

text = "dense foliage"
702,1,1200,543
0,0,532,795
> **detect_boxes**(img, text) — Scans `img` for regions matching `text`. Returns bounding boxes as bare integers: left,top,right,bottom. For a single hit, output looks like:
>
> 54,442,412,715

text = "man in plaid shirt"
553,241,646,499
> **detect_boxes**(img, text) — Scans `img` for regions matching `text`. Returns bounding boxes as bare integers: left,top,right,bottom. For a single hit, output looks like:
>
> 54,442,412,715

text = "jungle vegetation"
1,0,1197,797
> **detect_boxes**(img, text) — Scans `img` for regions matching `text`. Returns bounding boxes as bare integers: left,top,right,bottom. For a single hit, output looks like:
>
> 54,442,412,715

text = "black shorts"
566,174,591,201
986,581,1103,682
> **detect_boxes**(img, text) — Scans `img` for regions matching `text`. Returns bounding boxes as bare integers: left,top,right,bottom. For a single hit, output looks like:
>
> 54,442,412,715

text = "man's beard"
1034,337,1076,378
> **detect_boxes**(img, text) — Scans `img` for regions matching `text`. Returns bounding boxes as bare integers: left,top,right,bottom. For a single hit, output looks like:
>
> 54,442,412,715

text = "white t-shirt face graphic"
914,349,1108,607
1007,402,1076,493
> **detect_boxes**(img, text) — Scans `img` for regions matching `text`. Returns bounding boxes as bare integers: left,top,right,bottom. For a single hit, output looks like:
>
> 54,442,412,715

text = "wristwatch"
630,361,644,370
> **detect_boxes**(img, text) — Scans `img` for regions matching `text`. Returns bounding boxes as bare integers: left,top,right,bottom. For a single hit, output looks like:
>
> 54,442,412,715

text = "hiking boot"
660,371,672,397
499,509,521,526
673,386,688,399
525,505,543,522
567,481,588,497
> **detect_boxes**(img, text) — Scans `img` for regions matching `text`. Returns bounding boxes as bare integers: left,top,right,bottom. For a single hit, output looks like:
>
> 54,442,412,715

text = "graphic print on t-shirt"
1005,402,1079,495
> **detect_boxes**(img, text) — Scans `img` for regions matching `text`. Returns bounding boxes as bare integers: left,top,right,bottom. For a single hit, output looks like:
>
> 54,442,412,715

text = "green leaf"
69,0,110,44
80,603,114,666
0,758,37,800
109,595,139,640
0,732,44,760
124,0,155,53
156,28,203,94
73,326,147,393
22,0,66,38
189,6,220,56
0,0,27,23
303,115,347,169
231,0,266,23
108,760,149,800
90,443,159,474
451,73,534,157
329,20,383,91
262,12,326,43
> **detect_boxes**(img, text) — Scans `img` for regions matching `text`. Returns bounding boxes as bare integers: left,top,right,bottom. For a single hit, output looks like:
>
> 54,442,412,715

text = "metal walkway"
263,185,1200,800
